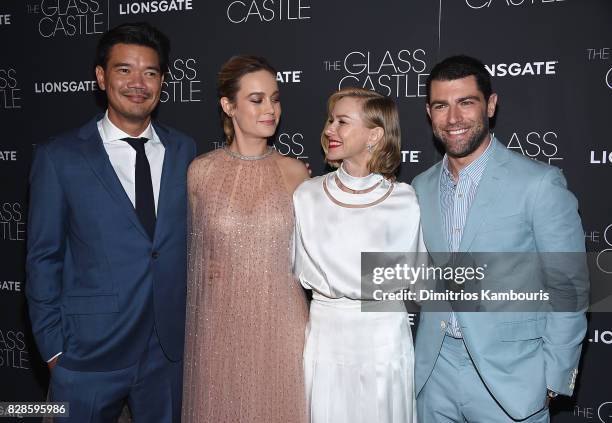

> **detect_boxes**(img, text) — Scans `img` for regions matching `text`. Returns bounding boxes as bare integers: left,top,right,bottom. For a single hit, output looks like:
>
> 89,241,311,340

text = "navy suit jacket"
26,115,196,371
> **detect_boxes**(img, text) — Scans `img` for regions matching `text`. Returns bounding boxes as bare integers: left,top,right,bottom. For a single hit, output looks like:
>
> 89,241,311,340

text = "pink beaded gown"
181,147,309,423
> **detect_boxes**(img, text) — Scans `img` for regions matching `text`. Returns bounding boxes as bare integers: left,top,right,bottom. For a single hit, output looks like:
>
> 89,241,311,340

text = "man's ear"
487,93,498,118
425,103,431,119
95,65,106,91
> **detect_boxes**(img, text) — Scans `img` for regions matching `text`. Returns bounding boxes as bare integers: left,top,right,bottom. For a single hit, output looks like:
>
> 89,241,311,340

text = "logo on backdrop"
119,0,193,15
401,150,421,163
210,134,308,159
210,141,225,150
277,71,302,84
274,132,307,160
486,61,558,77
226,0,311,23
589,329,612,345
587,49,612,166
161,58,201,103
324,49,430,98
586,223,612,275
503,130,563,165
0,68,21,109
0,328,28,370
586,48,611,90
34,80,98,94
0,151,17,162
0,280,21,292
27,0,109,38
465,0,565,9
590,150,612,165
0,13,11,25
0,202,25,242
598,402,612,423
574,401,612,422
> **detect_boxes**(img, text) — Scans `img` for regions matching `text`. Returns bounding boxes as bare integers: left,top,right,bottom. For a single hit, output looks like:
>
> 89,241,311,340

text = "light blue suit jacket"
412,138,588,420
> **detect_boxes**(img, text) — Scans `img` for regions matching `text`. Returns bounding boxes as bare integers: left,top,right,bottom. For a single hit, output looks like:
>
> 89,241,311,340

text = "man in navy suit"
26,23,196,422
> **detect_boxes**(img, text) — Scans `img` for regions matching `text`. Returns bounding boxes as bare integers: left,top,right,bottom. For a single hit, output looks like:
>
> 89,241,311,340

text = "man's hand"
545,389,558,408
47,356,59,370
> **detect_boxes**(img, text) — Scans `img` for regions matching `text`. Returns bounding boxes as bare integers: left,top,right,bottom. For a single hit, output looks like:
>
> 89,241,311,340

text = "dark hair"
426,55,492,103
217,55,277,144
96,22,170,72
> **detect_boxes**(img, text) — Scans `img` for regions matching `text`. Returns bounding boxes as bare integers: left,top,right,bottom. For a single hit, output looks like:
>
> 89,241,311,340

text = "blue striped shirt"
440,138,494,337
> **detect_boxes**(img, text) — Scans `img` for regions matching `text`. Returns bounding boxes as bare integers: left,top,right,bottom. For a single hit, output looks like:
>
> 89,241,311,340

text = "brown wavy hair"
321,87,402,180
217,55,277,144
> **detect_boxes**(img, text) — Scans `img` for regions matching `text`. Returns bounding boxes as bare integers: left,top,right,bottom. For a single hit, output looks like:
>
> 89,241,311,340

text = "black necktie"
121,137,156,240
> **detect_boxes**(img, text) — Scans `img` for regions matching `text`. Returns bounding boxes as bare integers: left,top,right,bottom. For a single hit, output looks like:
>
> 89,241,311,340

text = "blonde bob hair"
321,87,402,180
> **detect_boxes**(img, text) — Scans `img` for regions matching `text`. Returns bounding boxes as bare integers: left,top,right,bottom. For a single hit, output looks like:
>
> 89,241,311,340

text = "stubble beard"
434,114,490,159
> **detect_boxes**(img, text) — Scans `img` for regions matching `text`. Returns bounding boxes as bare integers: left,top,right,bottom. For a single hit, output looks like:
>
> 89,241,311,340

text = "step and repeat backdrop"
0,0,610,421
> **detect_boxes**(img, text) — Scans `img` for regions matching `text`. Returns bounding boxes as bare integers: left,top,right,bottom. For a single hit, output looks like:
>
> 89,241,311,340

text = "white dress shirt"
98,111,165,213
47,111,165,363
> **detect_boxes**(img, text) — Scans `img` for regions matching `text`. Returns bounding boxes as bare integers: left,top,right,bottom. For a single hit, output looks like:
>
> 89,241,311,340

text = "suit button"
440,321,447,330
152,251,160,259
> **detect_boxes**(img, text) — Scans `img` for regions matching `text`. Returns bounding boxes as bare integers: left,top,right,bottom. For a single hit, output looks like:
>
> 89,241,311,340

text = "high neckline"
223,145,274,161
323,165,393,209
337,163,384,191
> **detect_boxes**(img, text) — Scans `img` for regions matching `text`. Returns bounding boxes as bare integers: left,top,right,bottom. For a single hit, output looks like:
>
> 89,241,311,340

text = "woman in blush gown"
181,56,309,423
293,87,427,423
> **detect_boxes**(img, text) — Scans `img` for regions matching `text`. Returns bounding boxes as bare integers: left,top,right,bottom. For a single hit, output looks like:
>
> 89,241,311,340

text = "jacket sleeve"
25,142,67,362
531,167,589,396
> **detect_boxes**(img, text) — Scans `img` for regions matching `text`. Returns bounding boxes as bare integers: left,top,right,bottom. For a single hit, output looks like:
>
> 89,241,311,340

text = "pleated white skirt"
304,297,416,423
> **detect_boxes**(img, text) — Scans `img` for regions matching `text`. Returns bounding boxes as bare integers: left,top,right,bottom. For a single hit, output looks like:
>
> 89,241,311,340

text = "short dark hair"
96,22,170,72
426,55,492,103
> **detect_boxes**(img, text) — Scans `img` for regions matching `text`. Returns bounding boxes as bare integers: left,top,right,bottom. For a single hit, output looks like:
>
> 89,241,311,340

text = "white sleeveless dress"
293,165,427,423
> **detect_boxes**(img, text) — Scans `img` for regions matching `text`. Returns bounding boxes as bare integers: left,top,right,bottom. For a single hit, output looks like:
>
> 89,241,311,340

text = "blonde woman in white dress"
293,87,427,423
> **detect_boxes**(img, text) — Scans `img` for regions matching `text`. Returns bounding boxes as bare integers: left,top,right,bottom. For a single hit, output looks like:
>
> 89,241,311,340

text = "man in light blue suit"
26,23,196,422
412,55,588,422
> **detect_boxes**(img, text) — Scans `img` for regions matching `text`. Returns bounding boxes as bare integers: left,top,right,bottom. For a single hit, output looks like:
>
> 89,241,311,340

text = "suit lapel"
77,116,151,241
153,123,177,241
459,139,509,252
420,165,450,262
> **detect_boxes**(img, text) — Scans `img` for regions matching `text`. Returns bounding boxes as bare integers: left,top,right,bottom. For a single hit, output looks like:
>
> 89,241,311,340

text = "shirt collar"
441,135,494,186
100,110,155,144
